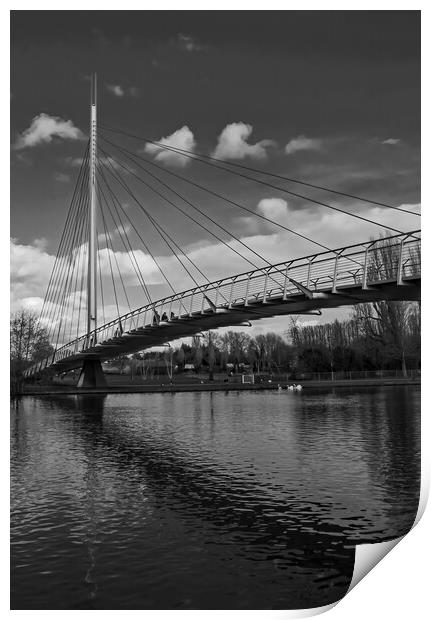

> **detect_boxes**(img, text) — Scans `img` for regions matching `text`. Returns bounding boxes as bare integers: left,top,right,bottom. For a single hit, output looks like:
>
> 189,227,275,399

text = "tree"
352,301,416,376
175,346,185,371
163,348,174,380
250,332,291,372
194,347,203,371
353,232,421,375
221,331,251,372
287,296,420,376
10,309,54,380
203,331,217,380
114,354,130,375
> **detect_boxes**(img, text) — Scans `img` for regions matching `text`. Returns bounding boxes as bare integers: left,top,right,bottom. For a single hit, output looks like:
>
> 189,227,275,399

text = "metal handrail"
24,229,421,377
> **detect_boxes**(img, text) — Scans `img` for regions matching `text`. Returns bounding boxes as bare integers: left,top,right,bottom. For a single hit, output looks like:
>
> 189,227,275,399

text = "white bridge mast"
87,73,98,341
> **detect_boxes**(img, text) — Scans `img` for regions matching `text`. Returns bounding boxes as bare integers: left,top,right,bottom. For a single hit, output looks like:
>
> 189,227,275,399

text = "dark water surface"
11,386,420,610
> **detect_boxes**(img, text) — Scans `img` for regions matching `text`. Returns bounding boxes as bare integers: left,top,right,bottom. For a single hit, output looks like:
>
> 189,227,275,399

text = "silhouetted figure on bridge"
114,321,123,338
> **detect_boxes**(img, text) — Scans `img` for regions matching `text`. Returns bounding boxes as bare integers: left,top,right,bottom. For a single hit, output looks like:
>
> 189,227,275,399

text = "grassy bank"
17,376,420,396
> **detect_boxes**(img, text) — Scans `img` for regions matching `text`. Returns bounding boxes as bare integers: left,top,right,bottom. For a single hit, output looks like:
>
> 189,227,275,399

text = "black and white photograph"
10,9,422,612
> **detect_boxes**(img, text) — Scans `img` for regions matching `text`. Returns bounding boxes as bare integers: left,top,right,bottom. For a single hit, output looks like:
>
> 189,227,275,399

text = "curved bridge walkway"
25,230,420,378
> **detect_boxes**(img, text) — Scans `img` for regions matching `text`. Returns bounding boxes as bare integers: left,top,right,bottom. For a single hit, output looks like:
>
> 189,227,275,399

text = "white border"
4,3,429,618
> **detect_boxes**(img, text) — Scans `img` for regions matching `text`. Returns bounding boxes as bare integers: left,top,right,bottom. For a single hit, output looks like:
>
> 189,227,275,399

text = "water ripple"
11,386,420,609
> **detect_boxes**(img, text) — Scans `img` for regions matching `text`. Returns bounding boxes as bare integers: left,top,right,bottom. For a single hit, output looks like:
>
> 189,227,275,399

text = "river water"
10,386,420,610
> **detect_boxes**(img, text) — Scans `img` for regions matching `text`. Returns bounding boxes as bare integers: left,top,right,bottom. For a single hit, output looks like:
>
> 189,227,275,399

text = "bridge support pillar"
77,359,107,389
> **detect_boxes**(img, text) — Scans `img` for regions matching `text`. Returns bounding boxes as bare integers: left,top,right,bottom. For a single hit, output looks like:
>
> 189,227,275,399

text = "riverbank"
16,377,420,396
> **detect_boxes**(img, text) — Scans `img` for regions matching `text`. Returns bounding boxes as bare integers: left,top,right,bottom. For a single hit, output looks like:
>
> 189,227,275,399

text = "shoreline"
15,377,420,396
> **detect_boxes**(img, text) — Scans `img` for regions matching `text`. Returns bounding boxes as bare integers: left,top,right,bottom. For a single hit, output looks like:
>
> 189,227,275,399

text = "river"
10,386,420,610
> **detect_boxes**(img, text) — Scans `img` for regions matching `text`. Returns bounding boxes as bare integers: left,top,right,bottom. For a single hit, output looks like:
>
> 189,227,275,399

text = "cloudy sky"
11,11,420,336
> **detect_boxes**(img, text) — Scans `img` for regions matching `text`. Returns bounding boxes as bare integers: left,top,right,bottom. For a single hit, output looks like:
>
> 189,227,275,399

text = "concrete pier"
77,359,107,388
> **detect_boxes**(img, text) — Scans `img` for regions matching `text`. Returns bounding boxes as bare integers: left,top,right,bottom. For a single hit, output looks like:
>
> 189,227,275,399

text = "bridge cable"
97,164,178,298
39,144,90,337
55,171,91,348
44,148,89,333
98,165,205,314
56,172,90,347
96,166,153,305
98,145,285,293
100,138,368,274
98,180,153,306
99,156,210,290
100,138,408,275
46,159,90,346
99,138,278,270
75,206,90,342
100,133,407,237
45,159,90,344
100,158,230,318
59,189,90,348
97,184,133,316
97,233,107,328
99,135,332,253
52,170,90,351
99,123,420,217
66,190,91,345
38,143,88,329
100,156,210,289
64,178,92,346
98,189,122,320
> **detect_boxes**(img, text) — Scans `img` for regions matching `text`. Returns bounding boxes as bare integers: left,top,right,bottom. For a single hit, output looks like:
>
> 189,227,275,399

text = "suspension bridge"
24,76,421,387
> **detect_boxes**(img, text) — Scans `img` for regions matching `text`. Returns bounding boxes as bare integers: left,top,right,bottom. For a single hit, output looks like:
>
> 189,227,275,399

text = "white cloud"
382,138,401,145
106,84,139,98
398,202,421,213
212,122,275,160
106,84,125,97
116,223,132,236
285,135,322,155
14,113,84,150
10,238,55,313
54,172,71,183
257,198,290,223
33,237,49,250
176,33,206,52
98,155,134,174
64,156,83,168
98,247,167,286
144,126,196,167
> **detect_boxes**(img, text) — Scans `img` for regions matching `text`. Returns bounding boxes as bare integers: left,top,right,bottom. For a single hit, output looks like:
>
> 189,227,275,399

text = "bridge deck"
25,230,420,377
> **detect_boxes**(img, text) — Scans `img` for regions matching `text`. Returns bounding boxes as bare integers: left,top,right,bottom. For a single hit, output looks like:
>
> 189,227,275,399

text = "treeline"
122,331,293,379
10,299,420,383
290,301,420,375
127,299,420,378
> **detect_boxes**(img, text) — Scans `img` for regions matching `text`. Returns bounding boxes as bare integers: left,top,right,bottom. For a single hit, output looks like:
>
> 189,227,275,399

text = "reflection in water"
11,387,420,610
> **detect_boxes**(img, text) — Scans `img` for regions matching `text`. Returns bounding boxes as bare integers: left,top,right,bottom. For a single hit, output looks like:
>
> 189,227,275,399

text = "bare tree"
10,309,54,393
202,331,217,380
163,348,174,380
353,231,420,376
10,309,53,378
175,346,185,371
221,331,251,372
352,301,415,376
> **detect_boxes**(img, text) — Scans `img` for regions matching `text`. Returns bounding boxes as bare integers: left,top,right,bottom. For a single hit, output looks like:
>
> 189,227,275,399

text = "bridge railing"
25,230,420,376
